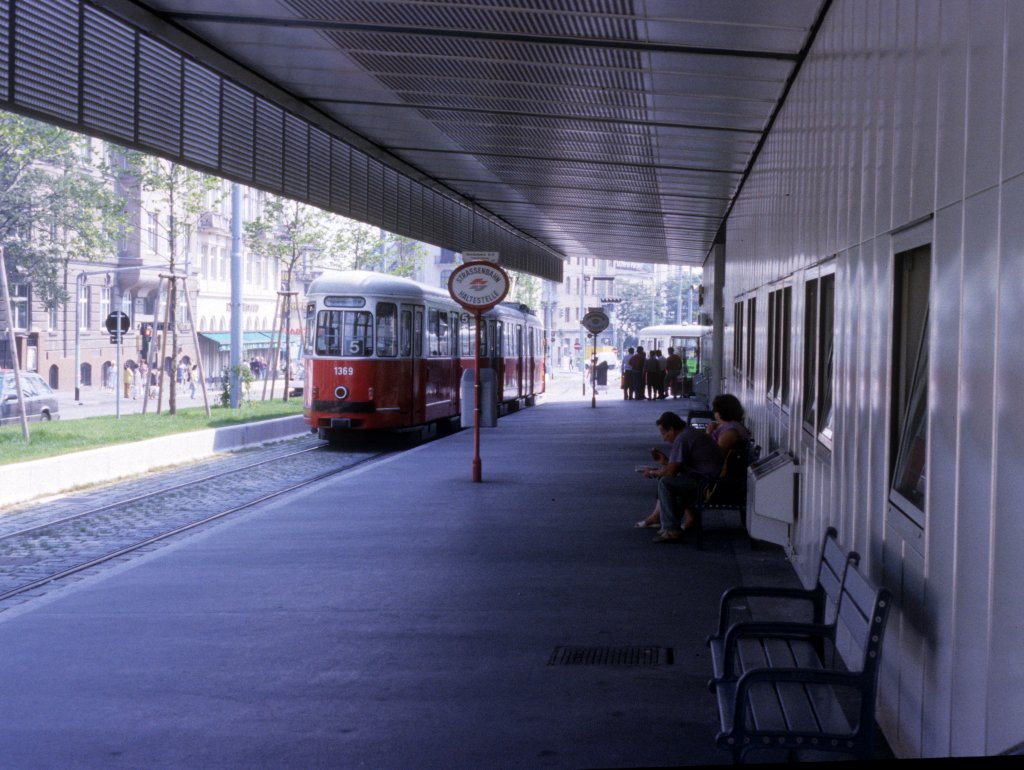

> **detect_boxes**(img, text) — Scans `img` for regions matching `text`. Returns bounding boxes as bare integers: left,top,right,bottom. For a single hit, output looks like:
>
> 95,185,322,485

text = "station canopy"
8,1,827,280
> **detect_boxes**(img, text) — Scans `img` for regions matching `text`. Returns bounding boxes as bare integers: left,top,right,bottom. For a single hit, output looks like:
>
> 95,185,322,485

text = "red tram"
303,270,545,440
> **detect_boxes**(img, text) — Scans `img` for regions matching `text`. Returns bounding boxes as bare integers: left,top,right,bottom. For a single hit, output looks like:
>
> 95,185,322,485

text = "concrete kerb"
0,415,308,509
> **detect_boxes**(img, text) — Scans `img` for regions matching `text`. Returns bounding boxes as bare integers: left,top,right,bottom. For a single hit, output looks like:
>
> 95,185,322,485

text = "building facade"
707,1,1024,757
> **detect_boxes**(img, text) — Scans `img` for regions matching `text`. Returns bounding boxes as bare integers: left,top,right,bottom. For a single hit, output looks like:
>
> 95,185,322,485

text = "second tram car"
635,323,711,397
303,271,544,440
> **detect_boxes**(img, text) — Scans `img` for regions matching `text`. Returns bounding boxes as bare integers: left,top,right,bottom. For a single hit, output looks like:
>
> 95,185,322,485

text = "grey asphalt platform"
0,386,805,768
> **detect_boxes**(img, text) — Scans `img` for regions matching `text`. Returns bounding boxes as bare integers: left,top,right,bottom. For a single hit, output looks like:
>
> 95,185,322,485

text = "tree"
0,112,125,327
614,278,659,342
328,219,382,270
124,154,222,414
328,220,425,276
245,195,330,400
506,270,540,309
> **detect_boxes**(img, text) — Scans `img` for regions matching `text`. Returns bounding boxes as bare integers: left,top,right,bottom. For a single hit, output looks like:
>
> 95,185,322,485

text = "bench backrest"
816,527,860,626
834,564,892,686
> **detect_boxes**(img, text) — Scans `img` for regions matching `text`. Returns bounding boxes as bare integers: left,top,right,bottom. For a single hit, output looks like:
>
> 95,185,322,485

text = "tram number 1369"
334,366,355,376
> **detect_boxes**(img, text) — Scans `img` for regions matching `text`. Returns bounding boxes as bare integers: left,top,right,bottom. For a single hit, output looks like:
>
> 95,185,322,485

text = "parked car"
0,371,60,425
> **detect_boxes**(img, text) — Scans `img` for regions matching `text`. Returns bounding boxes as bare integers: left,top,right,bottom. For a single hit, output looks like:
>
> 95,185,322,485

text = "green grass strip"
0,400,305,466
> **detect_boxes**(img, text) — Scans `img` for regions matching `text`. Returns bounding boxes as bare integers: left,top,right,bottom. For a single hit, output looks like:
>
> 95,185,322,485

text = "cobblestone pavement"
0,434,390,609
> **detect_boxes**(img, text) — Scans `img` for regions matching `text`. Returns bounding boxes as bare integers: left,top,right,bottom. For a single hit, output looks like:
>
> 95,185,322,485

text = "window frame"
766,284,792,407
888,224,932,527
801,265,836,448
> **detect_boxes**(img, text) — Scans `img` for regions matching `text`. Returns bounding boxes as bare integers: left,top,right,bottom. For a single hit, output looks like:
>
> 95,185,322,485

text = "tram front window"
315,310,373,357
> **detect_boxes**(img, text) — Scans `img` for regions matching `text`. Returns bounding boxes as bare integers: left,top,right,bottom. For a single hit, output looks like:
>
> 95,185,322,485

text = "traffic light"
139,322,153,358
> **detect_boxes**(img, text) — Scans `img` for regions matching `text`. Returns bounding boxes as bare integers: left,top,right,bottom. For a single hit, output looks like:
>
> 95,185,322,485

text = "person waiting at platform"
634,396,751,534
638,411,723,543
628,346,646,399
643,350,661,399
706,393,750,453
621,347,635,400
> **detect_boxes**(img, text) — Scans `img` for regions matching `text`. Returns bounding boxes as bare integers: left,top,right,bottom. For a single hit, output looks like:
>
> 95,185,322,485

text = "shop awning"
197,331,302,353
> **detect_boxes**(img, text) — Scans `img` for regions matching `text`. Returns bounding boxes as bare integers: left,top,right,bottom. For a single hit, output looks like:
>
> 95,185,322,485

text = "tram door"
494,320,505,401
527,327,535,395
516,324,524,398
401,304,423,424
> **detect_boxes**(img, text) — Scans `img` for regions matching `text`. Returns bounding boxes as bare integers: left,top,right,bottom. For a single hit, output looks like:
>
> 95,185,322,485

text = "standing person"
655,349,668,398
643,350,660,400
628,346,646,400
122,364,132,399
621,347,635,400
136,362,148,400
188,364,198,399
665,347,683,399
639,411,723,543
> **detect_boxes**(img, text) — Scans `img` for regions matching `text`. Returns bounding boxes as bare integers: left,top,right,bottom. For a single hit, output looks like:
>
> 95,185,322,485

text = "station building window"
766,285,792,405
889,240,930,525
732,300,744,375
803,271,835,445
745,296,756,387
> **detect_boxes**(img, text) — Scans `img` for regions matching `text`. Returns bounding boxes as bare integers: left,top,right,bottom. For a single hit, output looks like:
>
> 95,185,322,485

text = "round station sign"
581,309,609,334
448,261,510,311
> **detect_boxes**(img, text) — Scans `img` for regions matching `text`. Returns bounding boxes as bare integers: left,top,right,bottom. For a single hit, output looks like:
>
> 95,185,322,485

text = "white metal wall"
720,0,1024,758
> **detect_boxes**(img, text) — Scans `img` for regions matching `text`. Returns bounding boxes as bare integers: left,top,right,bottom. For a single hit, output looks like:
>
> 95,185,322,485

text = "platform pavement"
0,386,813,768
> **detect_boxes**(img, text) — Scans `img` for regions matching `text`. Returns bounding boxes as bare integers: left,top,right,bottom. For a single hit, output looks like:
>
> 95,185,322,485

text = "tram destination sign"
448,261,510,312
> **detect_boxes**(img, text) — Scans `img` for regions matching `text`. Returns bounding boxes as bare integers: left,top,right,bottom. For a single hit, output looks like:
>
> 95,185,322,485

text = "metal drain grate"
547,646,672,666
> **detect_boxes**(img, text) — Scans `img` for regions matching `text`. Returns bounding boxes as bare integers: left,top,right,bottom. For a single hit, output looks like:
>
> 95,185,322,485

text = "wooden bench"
710,562,892,763
707,527,858,682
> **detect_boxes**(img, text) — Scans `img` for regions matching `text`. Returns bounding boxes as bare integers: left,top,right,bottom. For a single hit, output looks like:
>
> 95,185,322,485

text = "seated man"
641,411,723,543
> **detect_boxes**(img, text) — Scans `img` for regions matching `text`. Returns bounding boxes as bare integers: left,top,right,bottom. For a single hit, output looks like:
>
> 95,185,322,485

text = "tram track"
0,438,393,607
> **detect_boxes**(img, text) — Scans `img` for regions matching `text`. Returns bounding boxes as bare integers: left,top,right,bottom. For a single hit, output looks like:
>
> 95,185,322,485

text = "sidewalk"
0,380,806,767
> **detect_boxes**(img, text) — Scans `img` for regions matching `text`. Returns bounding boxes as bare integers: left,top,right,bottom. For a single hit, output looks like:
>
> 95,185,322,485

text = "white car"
0,371,60,425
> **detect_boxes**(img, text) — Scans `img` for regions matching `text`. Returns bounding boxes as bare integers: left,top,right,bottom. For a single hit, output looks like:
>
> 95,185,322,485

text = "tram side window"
450,312,460,357
438,311,450,356
315,310,373,357
461,313,471,356
890,245,930,523
305,302,316,354
376,302,398,357
399,309,412,357
427,309,450,356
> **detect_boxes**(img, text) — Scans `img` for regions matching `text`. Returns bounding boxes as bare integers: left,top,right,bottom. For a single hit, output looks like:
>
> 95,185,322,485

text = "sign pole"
473,309,482,482
115,313,122,419
580,309,610,409
447,259,509,483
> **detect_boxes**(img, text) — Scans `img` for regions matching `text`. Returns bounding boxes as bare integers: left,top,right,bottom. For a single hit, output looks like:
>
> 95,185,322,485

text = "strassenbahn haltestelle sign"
448,261,510,311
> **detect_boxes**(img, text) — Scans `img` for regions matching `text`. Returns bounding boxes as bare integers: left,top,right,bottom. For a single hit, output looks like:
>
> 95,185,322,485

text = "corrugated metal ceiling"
94,0,829,268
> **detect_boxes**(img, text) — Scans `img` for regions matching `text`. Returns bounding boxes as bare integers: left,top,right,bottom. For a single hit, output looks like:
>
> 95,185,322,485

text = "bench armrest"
712,585,823,637
716,621,836,680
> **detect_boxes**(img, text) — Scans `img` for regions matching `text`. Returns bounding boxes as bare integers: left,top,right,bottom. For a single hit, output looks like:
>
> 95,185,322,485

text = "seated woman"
705,393,750,453
633,394,750,531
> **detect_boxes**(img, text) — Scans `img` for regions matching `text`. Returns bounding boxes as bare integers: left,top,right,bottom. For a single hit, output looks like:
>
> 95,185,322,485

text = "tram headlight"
368,387,374,399
334,385,349,400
